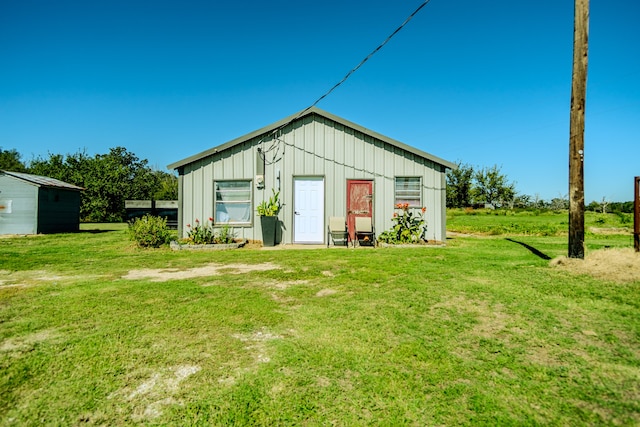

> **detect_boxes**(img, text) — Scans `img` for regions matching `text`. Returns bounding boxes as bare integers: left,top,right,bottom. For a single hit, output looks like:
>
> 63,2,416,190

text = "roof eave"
167,109,307,170
167,107,456,170
313,108,457,170
1,170,85,191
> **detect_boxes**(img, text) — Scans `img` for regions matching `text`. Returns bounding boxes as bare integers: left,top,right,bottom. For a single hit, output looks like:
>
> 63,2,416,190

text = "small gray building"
168,108,455,245
0,171,83,235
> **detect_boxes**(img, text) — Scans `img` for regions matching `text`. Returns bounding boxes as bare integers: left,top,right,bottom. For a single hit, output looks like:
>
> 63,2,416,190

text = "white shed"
0,171,83,235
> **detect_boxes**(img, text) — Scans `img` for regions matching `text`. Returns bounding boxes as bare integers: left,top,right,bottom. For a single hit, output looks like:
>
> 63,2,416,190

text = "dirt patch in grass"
431,296,515,335
212,328,286,387
122,262,279,282
316,289,338,297
0,269,53,288
0,329,60,354
589,227,632,235
550,248,640,283
247,279,309,290
108,364,201,421
232,329,283,364
0,269,104,288
0,282,31,289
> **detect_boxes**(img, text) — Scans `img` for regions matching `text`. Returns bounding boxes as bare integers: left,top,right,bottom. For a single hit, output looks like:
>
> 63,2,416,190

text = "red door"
347,180,373,241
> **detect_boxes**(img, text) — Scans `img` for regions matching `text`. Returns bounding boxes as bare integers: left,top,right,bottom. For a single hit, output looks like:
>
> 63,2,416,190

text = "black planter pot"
260,216,278,247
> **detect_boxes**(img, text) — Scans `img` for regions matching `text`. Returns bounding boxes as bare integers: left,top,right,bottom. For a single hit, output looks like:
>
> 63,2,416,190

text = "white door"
293,177,324,243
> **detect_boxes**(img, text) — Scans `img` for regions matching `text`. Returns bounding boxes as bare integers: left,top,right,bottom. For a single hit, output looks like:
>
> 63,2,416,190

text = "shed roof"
1,171,84,191
168,107,456,170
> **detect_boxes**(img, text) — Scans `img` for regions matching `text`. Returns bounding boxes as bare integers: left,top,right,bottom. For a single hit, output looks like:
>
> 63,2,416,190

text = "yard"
1,213,638,425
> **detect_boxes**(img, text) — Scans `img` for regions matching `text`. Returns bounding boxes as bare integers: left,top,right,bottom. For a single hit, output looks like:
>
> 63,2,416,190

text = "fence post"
635,177,639,252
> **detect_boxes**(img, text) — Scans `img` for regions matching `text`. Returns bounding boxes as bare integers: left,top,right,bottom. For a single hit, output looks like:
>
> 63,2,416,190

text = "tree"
512,194,531,209
549,195,569,211
152,170,178,200
27,147,171,222
586,200,601,212
84,147,158,222
532,193,544,209
29,151,88,183
612,201,633,214
0,148,27,172
446,162,474,208
473,165,516,208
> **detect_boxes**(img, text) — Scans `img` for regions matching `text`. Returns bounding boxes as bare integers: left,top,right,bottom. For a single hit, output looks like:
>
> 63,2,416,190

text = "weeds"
378,203,427,244
185,218,236,244
127,215,174,248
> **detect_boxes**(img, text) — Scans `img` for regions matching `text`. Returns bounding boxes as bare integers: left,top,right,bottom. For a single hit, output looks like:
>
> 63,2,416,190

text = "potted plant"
256,189,280,246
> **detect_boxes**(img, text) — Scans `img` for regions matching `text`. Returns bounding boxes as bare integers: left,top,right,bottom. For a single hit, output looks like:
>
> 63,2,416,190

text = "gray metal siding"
0,174,82,235
178,113,449,243
37,188,81,233
0,175,38,234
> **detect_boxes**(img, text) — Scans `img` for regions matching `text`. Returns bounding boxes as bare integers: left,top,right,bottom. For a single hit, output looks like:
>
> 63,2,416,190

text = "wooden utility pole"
569,0,589,259
635,177,639,252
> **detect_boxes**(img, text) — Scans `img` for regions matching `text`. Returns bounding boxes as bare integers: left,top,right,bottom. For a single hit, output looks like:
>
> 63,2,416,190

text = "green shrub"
128,215,173,248
215,225,236,244
184,218,236,244
616,212,632,225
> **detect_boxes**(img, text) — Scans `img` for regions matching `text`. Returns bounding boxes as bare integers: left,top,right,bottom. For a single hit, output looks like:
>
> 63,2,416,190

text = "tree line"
1,147,177,222
446,162,517,208
446,161,634,213
2,148,633,222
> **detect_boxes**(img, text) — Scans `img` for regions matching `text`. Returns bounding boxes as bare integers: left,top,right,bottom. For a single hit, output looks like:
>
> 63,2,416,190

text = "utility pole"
568,0,589,258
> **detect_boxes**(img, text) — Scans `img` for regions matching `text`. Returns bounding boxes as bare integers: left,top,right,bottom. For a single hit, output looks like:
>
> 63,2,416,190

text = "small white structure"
0,171,83,235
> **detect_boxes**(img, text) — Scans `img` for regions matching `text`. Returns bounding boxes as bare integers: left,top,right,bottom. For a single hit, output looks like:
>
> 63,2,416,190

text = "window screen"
214,180,252,224
394,177,422,207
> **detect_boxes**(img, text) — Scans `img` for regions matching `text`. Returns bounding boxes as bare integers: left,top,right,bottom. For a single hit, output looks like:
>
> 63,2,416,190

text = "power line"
260,0,433,161
299,0,433,118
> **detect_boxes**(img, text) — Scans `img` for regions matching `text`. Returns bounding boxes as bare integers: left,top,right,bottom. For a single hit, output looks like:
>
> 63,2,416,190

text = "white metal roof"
1,171,84,191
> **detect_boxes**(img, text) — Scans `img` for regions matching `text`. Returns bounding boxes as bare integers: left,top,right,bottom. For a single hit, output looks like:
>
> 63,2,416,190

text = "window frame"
213,179,253,226
394,176,422,207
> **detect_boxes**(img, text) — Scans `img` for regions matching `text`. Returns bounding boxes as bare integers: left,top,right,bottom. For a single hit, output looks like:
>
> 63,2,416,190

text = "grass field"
447,208,634,237
1,212,639,425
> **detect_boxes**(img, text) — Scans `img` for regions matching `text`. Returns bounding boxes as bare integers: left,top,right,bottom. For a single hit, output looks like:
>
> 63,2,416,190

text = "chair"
327,216,350,247
354,217,375,247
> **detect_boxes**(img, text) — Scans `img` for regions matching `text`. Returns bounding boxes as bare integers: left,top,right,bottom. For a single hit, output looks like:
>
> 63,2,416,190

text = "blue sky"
1,0,638,202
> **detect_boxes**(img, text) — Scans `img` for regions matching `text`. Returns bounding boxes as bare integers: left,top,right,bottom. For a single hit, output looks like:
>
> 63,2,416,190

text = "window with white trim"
394,177,422,207
214,180,252,224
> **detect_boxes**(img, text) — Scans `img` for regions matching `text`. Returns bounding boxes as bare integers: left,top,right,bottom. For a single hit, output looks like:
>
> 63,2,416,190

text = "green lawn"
1,217,638,426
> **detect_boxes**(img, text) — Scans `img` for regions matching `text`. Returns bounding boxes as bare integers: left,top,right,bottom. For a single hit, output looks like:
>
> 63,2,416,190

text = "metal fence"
125,200,178,229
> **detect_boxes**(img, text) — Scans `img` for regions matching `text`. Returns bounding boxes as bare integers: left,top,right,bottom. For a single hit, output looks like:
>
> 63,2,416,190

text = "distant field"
80,222,128,232
447,208,633,237
1,215,638,425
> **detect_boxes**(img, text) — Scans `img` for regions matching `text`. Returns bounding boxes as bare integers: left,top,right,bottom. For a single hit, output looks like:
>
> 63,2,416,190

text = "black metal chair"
354,217,375,247
327,216,350,247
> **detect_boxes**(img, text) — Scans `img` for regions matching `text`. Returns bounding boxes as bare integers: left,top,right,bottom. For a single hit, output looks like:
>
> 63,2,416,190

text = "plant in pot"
256,189,280,246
